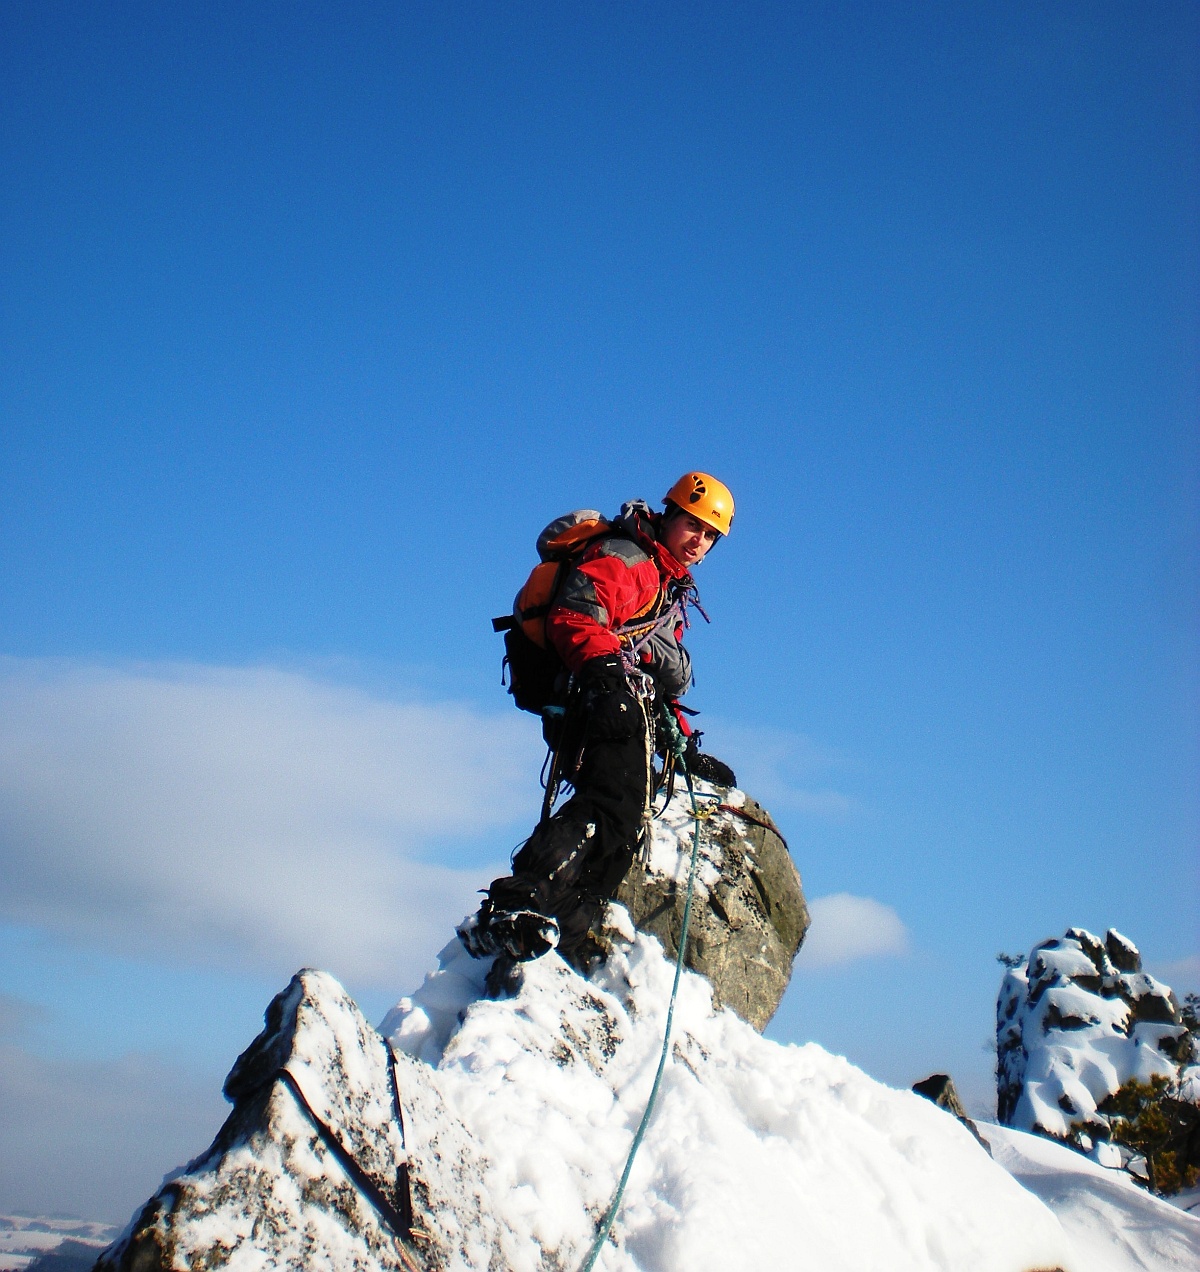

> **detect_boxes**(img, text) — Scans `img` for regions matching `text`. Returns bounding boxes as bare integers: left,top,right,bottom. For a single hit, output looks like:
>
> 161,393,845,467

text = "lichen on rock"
613,782,809,1031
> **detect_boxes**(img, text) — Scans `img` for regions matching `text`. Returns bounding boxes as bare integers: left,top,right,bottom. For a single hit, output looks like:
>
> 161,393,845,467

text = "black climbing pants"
486,722,650,962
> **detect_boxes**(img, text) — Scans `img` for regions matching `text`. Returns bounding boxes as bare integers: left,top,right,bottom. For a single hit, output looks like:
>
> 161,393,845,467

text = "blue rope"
579,764,704,1272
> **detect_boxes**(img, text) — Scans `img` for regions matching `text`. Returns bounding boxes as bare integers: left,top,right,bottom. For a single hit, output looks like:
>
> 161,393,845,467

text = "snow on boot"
456,910,501,959
488,909,560,961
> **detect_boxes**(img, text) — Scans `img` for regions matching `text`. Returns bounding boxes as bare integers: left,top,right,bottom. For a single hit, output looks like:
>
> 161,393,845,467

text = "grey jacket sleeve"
642,625,692,698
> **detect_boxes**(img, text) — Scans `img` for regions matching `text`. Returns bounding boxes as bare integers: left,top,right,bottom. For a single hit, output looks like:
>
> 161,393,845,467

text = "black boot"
488,909,560,961
457,900,560,962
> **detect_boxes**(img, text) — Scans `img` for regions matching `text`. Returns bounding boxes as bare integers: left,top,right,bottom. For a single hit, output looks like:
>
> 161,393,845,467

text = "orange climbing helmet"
663,471,735,535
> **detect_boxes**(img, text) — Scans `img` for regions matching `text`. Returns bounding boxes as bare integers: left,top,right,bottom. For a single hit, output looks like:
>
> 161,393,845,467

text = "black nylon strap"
384,1041,415,1235
276,1061,414,1244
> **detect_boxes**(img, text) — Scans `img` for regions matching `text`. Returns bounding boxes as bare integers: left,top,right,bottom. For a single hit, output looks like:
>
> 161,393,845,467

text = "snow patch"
983,1123,1200,1271
384,931,1073,1271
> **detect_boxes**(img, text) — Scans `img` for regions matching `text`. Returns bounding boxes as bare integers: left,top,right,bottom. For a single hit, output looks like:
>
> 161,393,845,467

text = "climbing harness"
517,513,709,829
626,670,659,863
577,758,706,1272
537,592,689,828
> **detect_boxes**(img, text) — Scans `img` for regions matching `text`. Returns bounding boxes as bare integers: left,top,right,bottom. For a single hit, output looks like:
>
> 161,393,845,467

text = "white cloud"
0,1040,226,1223
701,721,855,817
795,893,911,969
0,658,544,989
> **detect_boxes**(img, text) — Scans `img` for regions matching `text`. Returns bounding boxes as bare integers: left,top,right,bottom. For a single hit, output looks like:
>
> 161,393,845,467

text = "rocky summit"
98,945,1075,1271
996,927,1199,1145
96,969,503,1272
93,786,1090,1271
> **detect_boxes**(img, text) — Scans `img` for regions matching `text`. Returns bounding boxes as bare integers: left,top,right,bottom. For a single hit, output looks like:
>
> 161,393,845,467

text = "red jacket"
547,508,692,693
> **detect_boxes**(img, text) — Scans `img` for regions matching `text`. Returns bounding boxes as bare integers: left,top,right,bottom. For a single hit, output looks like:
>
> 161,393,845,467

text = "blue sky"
2,1,1197,1222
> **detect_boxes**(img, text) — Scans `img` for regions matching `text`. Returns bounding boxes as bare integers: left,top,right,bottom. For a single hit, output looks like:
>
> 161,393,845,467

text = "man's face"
662,509,720,568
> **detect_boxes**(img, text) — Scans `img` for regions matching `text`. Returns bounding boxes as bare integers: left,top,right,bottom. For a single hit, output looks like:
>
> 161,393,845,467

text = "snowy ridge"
384,920,1074,1271
92,923,1200,1272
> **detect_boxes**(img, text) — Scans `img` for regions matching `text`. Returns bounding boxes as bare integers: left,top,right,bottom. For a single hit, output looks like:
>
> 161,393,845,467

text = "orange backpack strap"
503,520,619,649
492,512,634,716
514,560,566,646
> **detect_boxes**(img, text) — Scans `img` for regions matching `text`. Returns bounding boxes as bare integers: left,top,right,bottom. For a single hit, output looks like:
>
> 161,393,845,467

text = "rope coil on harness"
578,759,705,1272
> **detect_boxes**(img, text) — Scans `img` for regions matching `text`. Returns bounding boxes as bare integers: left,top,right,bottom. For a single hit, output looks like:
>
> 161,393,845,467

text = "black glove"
580,654,640,741
684,735,737,787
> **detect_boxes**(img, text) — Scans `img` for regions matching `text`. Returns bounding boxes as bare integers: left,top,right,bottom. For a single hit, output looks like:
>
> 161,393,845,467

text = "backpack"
492,510,613,715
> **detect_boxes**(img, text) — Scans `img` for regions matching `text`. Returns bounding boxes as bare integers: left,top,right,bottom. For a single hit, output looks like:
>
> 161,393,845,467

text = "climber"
458,471,737,971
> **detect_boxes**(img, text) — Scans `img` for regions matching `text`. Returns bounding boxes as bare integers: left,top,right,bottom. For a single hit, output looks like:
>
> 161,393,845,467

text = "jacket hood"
614,499,691,581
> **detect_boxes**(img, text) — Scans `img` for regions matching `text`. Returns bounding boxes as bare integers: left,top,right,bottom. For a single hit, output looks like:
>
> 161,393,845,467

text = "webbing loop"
578,762,705,1272
274,1044,418,1270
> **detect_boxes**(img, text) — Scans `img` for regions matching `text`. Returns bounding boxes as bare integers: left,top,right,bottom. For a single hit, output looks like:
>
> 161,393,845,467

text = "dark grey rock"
1105,928,1141,973
1066,927,1107,972
1130,988,1179,1026
912,1074,991,1154
26,1240,106,1272
1042,1001,1101,1031
613,787,809,1031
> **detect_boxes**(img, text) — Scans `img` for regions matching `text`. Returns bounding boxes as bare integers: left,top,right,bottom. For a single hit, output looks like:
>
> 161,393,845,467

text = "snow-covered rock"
385,932,1080,1270
97,969,504,1271
996,927,1193,1141
100,925,1086,1272
911,1072,990,1150
614,783,808,1030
